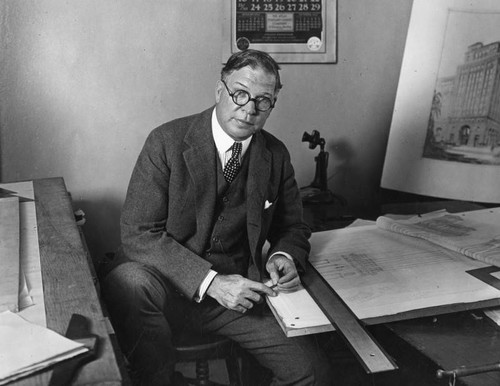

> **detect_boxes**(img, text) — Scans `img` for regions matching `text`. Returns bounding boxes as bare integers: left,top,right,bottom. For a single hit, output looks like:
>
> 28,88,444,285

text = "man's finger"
276,277,301,292
244,291,262,303
240,298,254,309
248,281,276,296
277,270,294,282
269,271,280,286
266,263,279,281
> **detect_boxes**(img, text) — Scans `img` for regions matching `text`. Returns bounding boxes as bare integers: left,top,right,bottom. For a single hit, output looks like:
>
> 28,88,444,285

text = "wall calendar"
222,0,337,63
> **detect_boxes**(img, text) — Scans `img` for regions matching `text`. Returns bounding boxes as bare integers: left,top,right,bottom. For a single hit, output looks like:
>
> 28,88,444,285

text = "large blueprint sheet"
309,224,500,322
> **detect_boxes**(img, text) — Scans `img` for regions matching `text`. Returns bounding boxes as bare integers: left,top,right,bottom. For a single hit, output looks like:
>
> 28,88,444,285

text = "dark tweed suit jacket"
118,106,311,300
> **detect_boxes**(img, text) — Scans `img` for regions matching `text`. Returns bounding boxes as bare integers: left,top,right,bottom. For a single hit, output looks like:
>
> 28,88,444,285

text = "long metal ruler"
467,266,500,290
302,262,397,374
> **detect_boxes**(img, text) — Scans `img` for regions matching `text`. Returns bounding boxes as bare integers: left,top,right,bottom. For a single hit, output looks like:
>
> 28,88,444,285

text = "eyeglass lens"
222,81,274,112
233,90,272,111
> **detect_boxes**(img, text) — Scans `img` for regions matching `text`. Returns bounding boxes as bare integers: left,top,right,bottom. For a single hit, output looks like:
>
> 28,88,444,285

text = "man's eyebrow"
233,81,274,98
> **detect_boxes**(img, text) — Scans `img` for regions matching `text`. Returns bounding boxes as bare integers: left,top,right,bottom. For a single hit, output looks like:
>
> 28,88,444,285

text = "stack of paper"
265,282,334,337
376,207,500,266
0,181,45,326
308,208,500,323
376,208,500,325
0,197,20,313
0,311,88,385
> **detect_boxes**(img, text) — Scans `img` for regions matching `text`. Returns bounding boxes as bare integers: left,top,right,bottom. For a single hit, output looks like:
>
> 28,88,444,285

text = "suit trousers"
102,262,334,386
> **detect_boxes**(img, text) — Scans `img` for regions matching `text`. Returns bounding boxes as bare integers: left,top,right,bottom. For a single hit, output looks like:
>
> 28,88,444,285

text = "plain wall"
0,0,413,259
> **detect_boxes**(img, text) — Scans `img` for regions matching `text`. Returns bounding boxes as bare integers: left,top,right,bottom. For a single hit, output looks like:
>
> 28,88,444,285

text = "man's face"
215,66,278,141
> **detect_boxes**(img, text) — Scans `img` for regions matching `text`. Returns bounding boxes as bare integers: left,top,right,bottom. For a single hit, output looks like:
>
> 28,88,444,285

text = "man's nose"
243,99,257,115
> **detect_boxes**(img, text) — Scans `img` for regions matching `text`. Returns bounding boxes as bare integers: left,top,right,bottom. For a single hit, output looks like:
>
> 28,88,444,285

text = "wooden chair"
98,254,254,386
173,331,244,386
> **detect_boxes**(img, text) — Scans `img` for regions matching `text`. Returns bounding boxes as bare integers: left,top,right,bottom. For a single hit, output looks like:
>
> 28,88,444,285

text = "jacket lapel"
183,108,218,249
247,132,271,262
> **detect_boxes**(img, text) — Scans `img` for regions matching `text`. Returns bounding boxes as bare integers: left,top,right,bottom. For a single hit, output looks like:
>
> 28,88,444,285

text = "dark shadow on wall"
326,138,353,203
76,197,122,271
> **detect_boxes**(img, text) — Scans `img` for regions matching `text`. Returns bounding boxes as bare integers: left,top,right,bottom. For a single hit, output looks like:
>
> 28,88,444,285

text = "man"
103,49,333,385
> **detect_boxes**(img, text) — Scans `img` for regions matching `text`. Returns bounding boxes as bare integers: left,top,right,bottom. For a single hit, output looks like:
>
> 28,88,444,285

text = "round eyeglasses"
221,80,276,112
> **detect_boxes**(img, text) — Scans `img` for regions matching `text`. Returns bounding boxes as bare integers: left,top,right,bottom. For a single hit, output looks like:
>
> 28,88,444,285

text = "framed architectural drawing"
381,0,500,203
222,0,337,63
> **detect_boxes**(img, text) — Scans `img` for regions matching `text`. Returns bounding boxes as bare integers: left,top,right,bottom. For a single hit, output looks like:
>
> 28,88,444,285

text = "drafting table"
4,178,125,386
303,199,500,385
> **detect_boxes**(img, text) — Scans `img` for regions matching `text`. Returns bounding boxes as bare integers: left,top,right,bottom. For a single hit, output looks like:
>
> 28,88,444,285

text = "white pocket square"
264,200,273,209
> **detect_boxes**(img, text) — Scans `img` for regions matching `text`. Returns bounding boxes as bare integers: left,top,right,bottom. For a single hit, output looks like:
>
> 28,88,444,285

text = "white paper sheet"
377,207,500,266
0,197,20,313
0,181,45,326
0,311,88,385
266,282,331,329
309,224,500,321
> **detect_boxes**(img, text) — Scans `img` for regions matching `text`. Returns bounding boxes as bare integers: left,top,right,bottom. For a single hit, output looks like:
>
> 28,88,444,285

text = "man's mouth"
235,119,254,127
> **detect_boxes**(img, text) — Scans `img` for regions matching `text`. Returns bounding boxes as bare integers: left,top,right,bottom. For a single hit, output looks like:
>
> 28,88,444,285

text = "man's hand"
266,254,300,292
206,274,276,313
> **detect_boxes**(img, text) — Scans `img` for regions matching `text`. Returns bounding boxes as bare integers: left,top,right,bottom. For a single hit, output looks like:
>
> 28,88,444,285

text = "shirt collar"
211,108,252,156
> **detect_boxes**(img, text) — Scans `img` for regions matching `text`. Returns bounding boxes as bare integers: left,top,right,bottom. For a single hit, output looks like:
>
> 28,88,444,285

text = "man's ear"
274,88,280,100
215,80,223,103
272,89,279,110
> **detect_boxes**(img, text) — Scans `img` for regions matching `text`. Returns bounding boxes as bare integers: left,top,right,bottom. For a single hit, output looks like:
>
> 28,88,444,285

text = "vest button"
218,215,224,221
212,236,219,242
223,197,229,203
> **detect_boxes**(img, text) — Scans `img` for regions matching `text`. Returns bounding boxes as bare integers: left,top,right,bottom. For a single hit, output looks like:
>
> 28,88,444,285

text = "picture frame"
381,0,500,203
222,0,337,64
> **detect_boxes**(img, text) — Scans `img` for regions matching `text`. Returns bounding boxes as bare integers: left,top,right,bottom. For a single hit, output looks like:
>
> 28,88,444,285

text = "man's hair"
221,49,282,93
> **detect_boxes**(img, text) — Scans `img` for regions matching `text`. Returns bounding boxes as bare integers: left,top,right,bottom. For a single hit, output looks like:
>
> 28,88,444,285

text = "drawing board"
382,0,500,203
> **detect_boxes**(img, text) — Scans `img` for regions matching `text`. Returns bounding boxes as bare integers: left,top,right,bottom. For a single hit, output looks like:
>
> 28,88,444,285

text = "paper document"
0,197,20,313
309,224,500,322
17,199,41,318
0,311,88,385
265,282,333,337
377,207,500,266
0,181,45,326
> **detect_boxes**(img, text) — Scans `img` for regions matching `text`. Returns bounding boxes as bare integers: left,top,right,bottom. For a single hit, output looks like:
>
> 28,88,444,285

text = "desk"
11,178,124,386
377,201,500,386
303,200,500,385
376,312,500,386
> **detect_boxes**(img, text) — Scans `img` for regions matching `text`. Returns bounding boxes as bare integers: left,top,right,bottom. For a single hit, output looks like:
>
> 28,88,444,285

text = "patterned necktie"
223,142,242,183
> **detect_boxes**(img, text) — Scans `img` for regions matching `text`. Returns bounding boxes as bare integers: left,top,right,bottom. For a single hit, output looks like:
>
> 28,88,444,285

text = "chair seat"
173,332,235,362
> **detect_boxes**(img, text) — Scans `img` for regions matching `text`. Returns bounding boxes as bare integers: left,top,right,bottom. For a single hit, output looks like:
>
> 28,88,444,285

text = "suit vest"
204,151,252,276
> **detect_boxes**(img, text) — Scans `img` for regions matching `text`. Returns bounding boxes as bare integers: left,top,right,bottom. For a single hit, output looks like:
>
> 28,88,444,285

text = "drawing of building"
424,41,500,164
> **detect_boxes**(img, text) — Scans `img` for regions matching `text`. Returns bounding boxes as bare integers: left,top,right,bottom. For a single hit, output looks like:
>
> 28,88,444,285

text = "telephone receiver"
302,130,328,191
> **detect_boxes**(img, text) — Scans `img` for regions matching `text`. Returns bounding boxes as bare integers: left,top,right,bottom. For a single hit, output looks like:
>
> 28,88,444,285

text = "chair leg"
195,359,211,386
